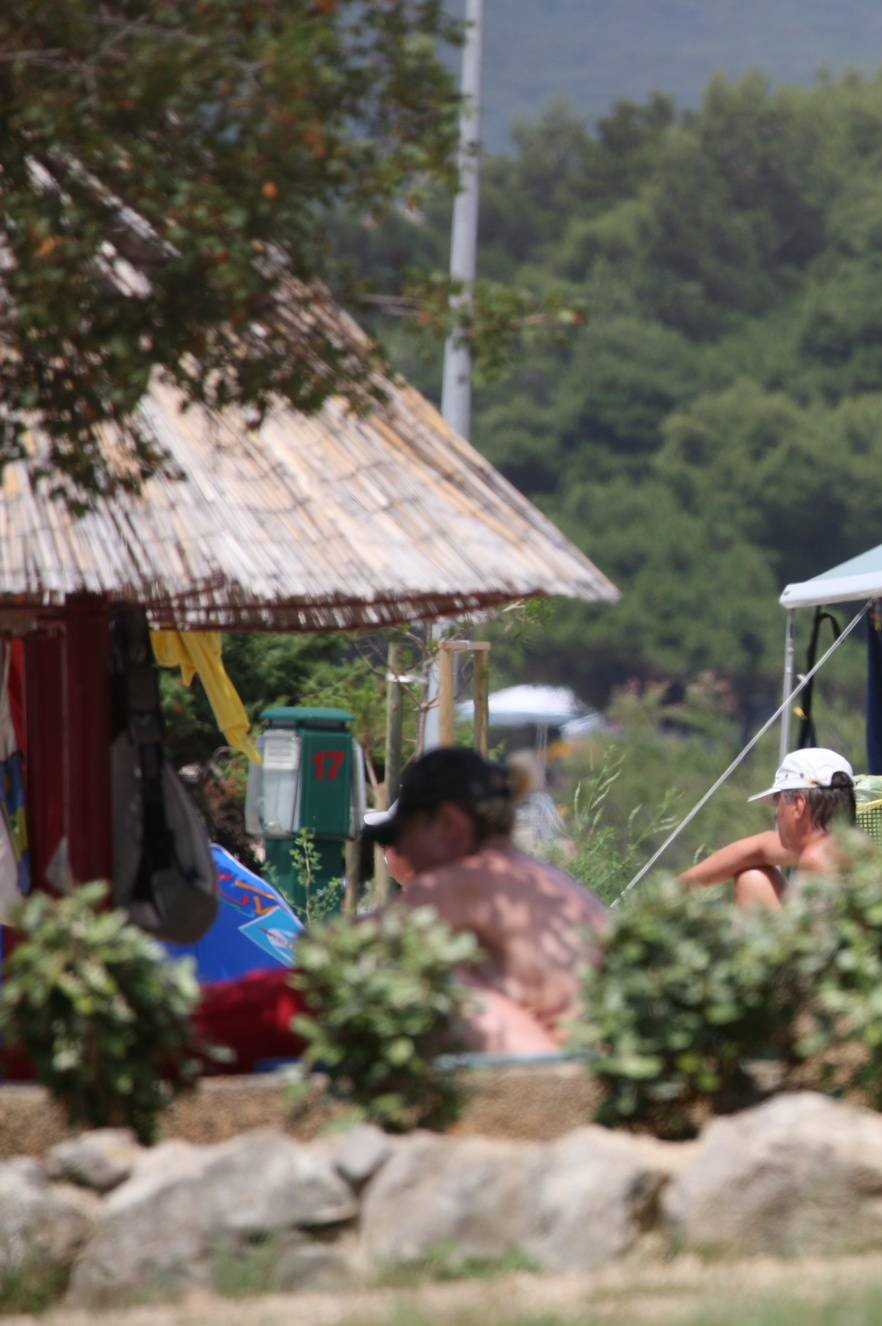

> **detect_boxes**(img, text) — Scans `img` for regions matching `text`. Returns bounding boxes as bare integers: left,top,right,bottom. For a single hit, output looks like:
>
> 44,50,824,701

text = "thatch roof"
0,356,619,634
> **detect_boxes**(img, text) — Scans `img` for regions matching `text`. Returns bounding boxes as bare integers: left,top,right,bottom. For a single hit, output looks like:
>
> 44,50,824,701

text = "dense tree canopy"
0,1,459,500
9,12,882,726
361,71,882,716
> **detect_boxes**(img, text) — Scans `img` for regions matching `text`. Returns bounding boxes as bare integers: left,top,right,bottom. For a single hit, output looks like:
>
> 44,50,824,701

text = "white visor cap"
748,748,854,803
363,801,398,830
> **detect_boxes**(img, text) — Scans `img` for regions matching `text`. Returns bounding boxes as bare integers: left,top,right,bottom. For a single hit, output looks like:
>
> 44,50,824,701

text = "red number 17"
310,749,345,780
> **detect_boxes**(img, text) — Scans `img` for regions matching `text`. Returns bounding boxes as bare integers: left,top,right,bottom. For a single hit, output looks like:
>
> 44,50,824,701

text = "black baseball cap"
363,747,511,847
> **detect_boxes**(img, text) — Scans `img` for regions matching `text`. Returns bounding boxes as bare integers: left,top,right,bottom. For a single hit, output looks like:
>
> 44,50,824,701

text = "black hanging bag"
110,607,217,943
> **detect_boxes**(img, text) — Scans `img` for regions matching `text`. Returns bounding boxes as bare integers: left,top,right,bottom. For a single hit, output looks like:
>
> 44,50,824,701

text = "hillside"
449,0,882,150
349,62,882,716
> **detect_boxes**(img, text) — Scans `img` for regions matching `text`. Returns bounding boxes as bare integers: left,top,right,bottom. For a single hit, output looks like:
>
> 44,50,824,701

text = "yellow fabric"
151,630,261,764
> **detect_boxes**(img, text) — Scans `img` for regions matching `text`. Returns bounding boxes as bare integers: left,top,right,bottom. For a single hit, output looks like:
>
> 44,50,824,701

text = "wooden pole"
23,630,65,894
473,644,490,756
64,597,113,886
344,840,359,916
438,644,456,745
385,641,405,809
373,640,406,904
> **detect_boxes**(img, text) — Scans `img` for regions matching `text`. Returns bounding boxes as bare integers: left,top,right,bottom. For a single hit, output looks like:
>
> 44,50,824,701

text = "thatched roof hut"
3,298,618,894
0,365,618,632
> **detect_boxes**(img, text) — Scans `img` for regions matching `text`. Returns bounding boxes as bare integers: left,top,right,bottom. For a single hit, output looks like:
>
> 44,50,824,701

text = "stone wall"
7,1092,882,1310
0,1062,603,1157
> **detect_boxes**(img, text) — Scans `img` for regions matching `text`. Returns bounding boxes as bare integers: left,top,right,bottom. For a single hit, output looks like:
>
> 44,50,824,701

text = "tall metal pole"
424,0,484,750
440,0,484,438
779,608,796,760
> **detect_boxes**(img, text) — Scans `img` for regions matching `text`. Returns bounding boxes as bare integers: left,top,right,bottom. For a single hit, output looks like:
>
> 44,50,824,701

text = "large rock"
265,1233,361,1292
522,1127,680,1271
330,1124,395,1190
361,1133,539,1269
46,1129,144,1194
0,1157,96,1274
68,1129,358,1306
664,1091,882,1257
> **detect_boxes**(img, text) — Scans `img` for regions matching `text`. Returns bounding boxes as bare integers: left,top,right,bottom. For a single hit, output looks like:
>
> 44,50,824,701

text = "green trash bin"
245,707,366,916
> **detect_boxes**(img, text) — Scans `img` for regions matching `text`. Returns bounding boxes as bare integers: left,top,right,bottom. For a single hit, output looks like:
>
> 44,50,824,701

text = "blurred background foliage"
556,682,865,900
340,69,882,728
163,63,882,884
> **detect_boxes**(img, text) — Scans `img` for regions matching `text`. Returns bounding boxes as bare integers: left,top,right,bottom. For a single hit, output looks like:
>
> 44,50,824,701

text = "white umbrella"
457,684,600,730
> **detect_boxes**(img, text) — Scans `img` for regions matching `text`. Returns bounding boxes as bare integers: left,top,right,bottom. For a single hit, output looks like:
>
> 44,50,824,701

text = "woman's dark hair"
463,791,516,844
798,770,856,830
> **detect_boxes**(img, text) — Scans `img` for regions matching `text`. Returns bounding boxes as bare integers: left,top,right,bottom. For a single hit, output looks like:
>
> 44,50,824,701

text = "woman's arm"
681,830,796,887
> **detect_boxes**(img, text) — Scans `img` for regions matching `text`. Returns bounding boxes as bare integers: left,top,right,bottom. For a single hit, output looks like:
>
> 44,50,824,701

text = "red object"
192,968,309,1074
0,1039,34,1081
23,631,65,894
7,641,24,751
0,969,308,1082
63,597,112,885
21,599,113,895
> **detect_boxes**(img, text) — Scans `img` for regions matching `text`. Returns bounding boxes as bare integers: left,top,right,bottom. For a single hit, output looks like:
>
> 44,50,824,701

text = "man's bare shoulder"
408,844,553,890
405,844,606,920
404,849,503,899
798,834,844,875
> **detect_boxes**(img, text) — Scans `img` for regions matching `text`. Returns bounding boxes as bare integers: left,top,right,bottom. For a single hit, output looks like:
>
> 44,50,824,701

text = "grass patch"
340,1315,573,1326
682,1284,882,1326
334,1275,882,1326
0,1259,69,1316
212,1234,283,1300
377,1244,541,1290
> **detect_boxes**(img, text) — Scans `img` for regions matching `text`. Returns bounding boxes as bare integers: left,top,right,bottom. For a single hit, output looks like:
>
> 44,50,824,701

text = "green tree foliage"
361,68,882,714
0,1,460,501
639,77,831,335
159,631,342,767
159,629,425,798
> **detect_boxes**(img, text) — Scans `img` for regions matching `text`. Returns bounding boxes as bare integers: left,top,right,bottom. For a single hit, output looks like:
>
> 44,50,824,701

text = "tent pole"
780,608,796,760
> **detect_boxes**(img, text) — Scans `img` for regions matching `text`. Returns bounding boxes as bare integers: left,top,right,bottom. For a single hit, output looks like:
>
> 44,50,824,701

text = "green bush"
0,881,204,1143
291,906,478,1131
569,877,805,1136
784,838,882,1100
570,837,882,1136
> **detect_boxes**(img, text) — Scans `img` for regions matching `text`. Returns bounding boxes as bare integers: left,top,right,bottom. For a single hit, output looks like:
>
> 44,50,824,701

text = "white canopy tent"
780,544,882,610
777,545,882,759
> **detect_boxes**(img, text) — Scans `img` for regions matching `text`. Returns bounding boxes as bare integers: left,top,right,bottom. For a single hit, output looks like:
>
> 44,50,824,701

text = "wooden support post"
374,640,407,904
344,840,359,916
385,641,405,811
473,645,490,756
64,597,113,886
438,644,456,745
371,844,389,906
435,639,491,752
23,630,65,894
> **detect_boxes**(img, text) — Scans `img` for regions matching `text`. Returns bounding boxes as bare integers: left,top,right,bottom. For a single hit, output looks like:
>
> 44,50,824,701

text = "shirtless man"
365,746,607,1054
681,747,856,908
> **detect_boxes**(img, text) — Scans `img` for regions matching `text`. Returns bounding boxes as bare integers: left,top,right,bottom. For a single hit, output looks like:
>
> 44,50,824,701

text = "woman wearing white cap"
681,748,856,908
